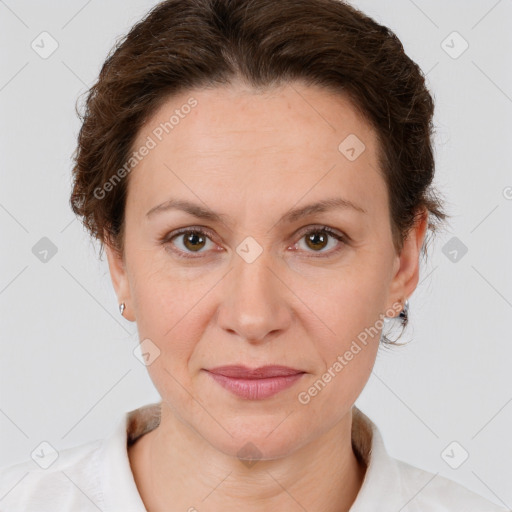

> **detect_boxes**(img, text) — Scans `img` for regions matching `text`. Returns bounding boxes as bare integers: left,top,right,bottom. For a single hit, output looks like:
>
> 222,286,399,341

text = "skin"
105,79,428,512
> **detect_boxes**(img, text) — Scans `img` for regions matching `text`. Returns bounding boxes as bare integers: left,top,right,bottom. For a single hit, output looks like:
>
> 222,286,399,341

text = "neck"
129,404,367,512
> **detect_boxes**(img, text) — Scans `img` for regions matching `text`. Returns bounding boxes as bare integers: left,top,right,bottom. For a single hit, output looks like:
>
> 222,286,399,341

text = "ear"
104,240,136,322
386,208,428,316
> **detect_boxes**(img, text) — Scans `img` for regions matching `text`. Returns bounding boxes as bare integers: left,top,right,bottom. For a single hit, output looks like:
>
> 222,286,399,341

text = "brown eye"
305,230,329,251
295,226,346,256
163,228,216,258
181,231,208,252
162,225,346,260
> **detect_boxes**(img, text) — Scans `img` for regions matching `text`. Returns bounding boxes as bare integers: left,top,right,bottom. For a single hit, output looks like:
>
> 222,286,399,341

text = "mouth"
204,365,306,400
206,365,305,379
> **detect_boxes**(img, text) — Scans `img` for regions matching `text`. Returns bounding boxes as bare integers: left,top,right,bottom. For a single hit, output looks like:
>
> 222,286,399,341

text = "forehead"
127,82,385,222
134,82,377,154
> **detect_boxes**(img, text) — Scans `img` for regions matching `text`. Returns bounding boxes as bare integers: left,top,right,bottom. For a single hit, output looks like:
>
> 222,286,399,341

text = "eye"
160,225,347,259
292,225,347,257
162,227,216,258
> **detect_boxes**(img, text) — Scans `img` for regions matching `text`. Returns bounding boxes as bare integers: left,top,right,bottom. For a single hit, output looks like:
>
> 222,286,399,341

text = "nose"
216,250,292,344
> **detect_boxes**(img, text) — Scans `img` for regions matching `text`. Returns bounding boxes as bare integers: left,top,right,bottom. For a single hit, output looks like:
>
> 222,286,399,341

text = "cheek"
303,254,389,341
301,259,387,402
129,247,198,322
299,296,382,415
128,256,217,372
296,341,377,429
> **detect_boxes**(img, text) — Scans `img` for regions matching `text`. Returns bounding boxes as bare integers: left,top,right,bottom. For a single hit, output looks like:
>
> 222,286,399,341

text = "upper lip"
206,365,305,379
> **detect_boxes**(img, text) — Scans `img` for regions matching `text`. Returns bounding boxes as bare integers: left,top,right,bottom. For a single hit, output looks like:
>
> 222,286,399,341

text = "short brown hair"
70,0,447,264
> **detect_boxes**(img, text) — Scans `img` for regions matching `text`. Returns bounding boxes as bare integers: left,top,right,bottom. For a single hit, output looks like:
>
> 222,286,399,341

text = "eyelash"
160,225,348,260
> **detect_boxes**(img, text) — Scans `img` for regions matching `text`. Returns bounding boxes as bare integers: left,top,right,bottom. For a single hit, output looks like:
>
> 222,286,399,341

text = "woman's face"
106,81,426,458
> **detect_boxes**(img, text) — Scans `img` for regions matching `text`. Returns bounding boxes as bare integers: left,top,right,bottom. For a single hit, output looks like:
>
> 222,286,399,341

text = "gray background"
1,0,511,507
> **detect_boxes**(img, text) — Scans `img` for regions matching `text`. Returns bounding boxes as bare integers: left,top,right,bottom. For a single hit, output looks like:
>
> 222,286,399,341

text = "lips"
204,365,306,400
206,365,304,379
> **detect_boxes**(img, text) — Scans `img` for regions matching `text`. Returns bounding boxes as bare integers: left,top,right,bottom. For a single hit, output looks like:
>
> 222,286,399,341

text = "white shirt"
0,402,507,511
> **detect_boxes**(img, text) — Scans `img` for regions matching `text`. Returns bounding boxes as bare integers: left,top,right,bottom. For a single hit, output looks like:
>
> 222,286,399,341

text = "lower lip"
205,371,305,400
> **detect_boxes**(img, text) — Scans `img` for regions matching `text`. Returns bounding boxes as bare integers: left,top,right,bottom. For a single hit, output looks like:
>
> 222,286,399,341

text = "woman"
0,0,507,510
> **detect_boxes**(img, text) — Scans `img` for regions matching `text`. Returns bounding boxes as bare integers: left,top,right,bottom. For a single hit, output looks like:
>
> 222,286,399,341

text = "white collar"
350,406,405,510
97,401,405,511
97,403,159,511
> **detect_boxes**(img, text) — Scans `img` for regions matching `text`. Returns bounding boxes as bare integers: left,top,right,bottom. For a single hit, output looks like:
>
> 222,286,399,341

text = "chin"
199,415,312,462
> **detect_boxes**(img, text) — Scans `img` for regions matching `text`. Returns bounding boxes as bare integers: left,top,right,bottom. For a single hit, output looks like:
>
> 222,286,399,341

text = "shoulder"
350,407,508,512
0,438,104,511
394,458,508,511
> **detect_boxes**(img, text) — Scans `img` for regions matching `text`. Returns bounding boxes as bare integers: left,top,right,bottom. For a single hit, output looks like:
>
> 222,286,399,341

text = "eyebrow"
145,197,367,224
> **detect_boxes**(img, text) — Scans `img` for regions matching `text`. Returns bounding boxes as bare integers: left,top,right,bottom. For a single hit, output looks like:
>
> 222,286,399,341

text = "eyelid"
292,224,348,242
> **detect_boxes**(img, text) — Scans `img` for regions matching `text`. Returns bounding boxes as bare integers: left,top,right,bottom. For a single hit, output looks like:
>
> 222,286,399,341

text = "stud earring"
119,302,126,316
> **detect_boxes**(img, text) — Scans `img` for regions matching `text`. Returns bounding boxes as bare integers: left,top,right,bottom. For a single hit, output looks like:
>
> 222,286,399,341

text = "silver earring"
119,302,126,316
398,299,409,322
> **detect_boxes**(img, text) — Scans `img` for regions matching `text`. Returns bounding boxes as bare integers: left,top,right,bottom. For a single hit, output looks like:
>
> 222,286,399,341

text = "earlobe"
104,241,134,322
